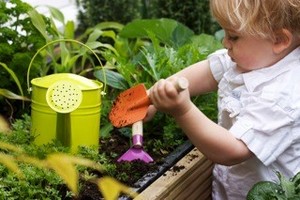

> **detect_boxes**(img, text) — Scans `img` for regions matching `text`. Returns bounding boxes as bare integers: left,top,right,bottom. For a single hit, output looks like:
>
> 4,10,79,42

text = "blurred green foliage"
75,0,220,34
0,0,50,117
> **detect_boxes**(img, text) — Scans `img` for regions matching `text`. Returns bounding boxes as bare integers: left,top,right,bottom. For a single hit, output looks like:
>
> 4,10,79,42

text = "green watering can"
27,39,106,152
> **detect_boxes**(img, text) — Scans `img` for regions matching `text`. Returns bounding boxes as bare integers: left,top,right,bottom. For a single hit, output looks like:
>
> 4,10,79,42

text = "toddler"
147,0,300,199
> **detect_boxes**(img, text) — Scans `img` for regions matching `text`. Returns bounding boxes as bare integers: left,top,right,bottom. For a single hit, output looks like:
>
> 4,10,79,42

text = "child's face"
223,29,279,73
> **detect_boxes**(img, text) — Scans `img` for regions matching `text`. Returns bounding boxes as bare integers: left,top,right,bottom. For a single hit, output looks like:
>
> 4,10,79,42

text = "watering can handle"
26,38,107,95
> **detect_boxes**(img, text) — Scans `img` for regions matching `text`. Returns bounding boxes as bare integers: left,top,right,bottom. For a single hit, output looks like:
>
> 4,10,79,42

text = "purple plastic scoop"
117,121,153,163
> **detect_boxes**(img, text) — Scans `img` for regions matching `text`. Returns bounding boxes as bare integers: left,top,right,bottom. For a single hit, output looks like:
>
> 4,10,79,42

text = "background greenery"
0,0,222,156
0,0,50,118
0,0,222,198
75,0,220,35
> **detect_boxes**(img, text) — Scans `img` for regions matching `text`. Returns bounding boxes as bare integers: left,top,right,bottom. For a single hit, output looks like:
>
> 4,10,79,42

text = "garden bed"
77,130,201,199
74,127,215,200
0,112,213,199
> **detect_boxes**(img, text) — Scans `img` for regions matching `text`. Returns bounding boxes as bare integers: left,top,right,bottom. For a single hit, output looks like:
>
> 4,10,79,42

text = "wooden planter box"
135,148,213,200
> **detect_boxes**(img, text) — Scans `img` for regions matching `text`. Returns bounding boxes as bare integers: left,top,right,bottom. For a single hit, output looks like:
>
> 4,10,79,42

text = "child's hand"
149,78,192,117
143,105,157,122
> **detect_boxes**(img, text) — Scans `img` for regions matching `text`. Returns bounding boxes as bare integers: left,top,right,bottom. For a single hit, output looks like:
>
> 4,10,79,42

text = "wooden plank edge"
171,160,213,199
135,148,212,200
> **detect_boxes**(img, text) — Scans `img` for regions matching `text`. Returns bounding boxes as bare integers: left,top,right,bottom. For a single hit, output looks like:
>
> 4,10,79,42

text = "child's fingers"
143,105,157,122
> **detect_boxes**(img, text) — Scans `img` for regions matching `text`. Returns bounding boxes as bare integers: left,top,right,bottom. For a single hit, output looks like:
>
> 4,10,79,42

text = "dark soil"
99,132,160,186
76,129,192,200
76,131,168,199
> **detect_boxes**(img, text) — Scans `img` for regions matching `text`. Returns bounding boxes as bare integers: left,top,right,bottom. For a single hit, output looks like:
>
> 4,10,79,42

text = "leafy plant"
93,18,221,149
26,38,108,96
247,171,300,200
0,62,25,100
94,18,201,89
0,0,54,118
0,0,48,88
0,115,137,199
0,62,31,124
27,7,112,77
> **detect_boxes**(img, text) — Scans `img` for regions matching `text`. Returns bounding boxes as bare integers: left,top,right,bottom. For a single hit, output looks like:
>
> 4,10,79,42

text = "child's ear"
273,29,293,54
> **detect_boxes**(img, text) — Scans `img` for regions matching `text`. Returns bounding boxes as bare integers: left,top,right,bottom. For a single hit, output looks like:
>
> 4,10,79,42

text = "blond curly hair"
210,0,300,40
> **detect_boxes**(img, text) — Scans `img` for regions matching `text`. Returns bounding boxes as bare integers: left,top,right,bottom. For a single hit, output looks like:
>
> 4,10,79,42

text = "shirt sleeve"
207,49,233,82
229,94,296,166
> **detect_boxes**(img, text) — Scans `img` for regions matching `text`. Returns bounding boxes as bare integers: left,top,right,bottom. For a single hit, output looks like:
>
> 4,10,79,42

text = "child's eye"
228,35,239,41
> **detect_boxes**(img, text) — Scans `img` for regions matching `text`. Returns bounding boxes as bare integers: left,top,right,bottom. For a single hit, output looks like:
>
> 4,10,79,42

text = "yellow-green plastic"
30,73,103,152
46,80,83,113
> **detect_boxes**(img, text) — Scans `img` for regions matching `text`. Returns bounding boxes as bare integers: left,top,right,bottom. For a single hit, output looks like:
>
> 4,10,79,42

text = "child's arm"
168,59,218,96
149,60,253,165
173,103,252,166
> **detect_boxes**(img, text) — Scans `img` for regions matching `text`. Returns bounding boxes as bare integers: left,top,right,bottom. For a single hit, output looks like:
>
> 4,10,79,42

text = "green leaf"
0,62,25,99
94,21,124,32
84,41,104,49
291,171,300,186
59,42,70,71
119,18,194,48
78,22,122,42
94,69,128,90
101,30,117,41
85,42,118,55
139,46,159,81
247,181,284,200
247,171,300,200
0,89,30,101
66,54,82,72
47,6,65,24
87,29,104,43
100,123,114,138
64,21,75,39
171,23,195,48
190,34,223,55
277,172,295,198
27,9,49,41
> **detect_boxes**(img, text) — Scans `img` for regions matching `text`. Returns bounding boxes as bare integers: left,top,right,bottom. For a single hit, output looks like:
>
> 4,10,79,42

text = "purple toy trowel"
117,120,153,163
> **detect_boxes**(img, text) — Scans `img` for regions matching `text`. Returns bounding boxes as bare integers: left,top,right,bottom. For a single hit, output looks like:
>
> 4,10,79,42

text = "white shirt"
208,48,300,200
